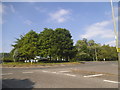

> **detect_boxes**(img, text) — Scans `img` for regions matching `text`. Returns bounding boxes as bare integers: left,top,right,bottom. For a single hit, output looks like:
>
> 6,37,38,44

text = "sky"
1,2,119,53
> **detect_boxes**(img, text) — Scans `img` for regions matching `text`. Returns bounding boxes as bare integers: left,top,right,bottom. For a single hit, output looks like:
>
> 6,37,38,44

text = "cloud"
0,4,2,24
80,20,115,39
0,3,6,14
1,4,16,14
10,5,16,13
24,20,32,25
0,3,6,24
105,40,116,46
0,4,2,14
105,6,118,17
113,6,118,15
35,7,46,13
49,9,71,23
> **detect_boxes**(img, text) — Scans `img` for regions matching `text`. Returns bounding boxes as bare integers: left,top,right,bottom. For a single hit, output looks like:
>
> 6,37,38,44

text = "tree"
38,28,54,60
13,49,19,62
11,35,25,61
75,39,90,61
11,30,39,60
0,53,13,62
11,28,118,62
98,45,118,61
53,28,75,61
75,39,101,61
87,40,101,61
38,28,76,61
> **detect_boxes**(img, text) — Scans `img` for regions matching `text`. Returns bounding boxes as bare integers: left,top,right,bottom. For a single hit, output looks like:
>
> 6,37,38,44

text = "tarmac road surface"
1,61,119,88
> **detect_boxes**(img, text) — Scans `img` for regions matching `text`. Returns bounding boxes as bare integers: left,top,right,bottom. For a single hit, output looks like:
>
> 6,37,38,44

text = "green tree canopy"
12,30,38,61
11,28,76,61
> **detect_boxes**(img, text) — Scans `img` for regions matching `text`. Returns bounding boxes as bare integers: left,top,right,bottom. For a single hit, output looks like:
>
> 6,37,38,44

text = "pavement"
1,61,119,88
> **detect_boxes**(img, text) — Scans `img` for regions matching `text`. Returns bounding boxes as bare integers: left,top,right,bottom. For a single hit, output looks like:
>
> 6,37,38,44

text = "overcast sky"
1,2,118,53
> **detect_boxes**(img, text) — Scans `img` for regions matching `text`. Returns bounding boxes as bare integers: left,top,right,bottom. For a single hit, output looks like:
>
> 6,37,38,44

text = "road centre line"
64,74,76,77
51,72,57,73
43,71,60,74
103,80,120,84
59,71,70,73
84,74,103,78
42,70,76,77
22,72,33,74
42,70,49,73
2,73,13,75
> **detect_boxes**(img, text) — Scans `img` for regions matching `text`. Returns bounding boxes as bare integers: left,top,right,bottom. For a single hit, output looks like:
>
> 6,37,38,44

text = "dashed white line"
51,72,57,74
64,74,76,77
22,72,33,74
84,74,103,78
42,70,76,77
42,70,49,73
59,71,70,73
103,80,120,84
2,73,13,75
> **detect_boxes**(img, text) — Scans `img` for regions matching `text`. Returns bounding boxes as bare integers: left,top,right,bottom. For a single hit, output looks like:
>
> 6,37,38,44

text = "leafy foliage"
11,30,39,61
75,38,118,61
3,28,117,62
11,28,76,61
0,53,13,62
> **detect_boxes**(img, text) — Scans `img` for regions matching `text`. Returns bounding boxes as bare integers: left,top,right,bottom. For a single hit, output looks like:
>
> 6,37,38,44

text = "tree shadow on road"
2,78,35,89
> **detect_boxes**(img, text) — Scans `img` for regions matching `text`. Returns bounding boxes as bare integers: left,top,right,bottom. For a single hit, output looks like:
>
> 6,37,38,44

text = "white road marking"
42,70,49,73
2,73,13,75
103,80,120,84
64,74,76,77
42,70,76,77
84,74,103,78
51,72,57,74
22,72,33,74
3,78,8,79
59,71,70,73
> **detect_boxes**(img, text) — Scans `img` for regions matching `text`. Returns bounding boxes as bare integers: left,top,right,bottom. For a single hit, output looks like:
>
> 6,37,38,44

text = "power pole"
110,0,119,60
110,0,120,89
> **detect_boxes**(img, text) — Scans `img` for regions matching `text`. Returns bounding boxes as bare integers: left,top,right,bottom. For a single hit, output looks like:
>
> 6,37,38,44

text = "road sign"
117,48,120,52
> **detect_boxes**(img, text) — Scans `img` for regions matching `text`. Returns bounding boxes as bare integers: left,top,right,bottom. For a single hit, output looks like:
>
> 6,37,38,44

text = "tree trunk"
50,55,51,61
95,48,98,61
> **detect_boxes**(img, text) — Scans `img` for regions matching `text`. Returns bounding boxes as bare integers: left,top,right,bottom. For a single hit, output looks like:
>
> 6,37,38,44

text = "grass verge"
2,62,80,67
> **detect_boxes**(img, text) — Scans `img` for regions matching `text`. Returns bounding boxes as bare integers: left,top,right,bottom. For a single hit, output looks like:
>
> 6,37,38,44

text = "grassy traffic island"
2,61,83,68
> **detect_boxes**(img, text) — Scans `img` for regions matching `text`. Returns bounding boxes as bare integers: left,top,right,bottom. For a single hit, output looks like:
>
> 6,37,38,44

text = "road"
1,61,119,88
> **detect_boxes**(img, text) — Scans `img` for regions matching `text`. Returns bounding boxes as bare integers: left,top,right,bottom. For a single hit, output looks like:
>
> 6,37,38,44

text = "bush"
3,57,14,62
